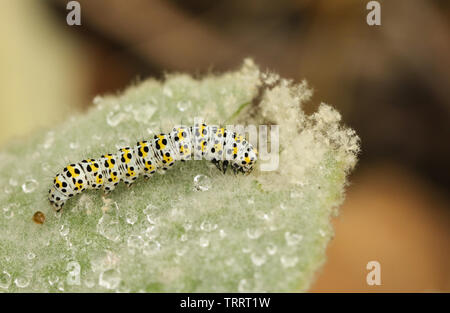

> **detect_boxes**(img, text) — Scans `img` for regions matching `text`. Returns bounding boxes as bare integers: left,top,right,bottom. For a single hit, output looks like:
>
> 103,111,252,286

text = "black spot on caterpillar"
49,122,258,211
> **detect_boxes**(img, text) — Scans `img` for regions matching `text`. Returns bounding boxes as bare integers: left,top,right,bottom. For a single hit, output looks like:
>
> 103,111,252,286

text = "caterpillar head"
48,187,67,212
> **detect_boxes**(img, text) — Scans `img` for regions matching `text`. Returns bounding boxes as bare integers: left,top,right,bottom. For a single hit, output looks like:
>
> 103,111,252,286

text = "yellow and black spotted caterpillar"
49,122,257,211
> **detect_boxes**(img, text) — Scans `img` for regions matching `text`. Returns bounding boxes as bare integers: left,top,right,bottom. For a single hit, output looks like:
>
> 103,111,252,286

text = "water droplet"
163,86,173,97
42,132,55,149
176,100,192,112
251,253,267,266
115,138,129,149
143,225,159,239
242,247,251,254
31,151,40,159
219,229,227,238
91,251,119,272
125,211,138,225
199,236,209,248
143,204,162,224
59,224,70,237
256,211,271,221
0,271,11,289
84,237,92,245
14,276,30,288
176,246,188,256
290,190,303,199
170,207,182,217
127,235,144,250
93,95,103,105
146,124,157,135
124,103,133,112
69,141,79,150
238,279,253,292
3,205,15,219
247,198,255,205
280,255,299,268
22,179,38,193
193,174,211,191
266,244,277,255
27,252,36,260
280,202,287,210
285,232,303,246
106,111,126,127
183,221,193,231
41,162,51,173
246,228,262,240
180,234,188,242
133,104,156,123
99,269,121,290
97,213,120,242
73,194,93,213
143,240,161,256
200,220,217,232
318,229,327,237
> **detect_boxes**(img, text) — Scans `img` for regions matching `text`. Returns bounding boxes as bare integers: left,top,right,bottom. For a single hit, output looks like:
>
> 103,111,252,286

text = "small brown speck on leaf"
32,211,45,224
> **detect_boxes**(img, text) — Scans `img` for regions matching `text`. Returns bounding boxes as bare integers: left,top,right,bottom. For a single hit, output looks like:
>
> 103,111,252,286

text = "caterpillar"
48,121,258,212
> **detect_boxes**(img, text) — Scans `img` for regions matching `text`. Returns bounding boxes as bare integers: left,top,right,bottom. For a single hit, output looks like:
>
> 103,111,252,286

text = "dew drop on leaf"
69,142,79,150
127,235,144,250
97,213,120,242
284,232,303,246
266,244,277,255
22,179,38,193
176,100,192,112
200,220,217,232
280,255,299,268
246,228,262,240
14,276,30,288
251,253,267,266
199,236,209,248
106,111,126,127
0,271,11,290
143,203,162,224
59,224,69,237
125,211,138,225
143,240,161,256
193,174,211,191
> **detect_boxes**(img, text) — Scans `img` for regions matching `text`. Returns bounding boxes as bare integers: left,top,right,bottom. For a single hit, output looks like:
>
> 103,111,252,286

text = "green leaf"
0,59,359,292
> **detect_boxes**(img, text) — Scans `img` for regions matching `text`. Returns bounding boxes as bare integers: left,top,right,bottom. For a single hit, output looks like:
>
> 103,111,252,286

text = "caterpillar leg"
211,159,222,172
232,164,239,175
124,181,134,188
222,160,229,174
102,187,114,196
211,159,230,174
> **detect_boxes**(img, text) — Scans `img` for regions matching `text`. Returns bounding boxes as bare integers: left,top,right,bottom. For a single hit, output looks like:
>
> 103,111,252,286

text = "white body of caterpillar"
49,122,257,211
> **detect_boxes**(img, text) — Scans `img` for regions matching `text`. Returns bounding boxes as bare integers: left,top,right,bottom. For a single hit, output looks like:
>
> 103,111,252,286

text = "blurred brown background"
1,0,449,292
